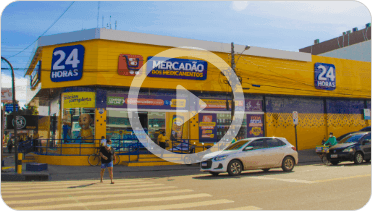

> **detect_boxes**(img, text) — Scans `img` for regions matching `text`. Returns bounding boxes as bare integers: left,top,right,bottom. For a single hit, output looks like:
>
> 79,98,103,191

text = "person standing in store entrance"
100,139,115,184
157,131,167,158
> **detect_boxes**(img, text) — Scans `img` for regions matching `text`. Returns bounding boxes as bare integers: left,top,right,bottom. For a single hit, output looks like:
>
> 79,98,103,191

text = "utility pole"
1,57,18,173
230,42,236,121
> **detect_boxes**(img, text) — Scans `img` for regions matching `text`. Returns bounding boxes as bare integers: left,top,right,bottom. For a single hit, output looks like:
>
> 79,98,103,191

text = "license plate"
331,154,338,158
201,162,208,167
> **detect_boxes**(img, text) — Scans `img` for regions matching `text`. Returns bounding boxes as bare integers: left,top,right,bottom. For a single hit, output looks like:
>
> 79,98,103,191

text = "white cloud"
231,1,249,11
1,74,28,108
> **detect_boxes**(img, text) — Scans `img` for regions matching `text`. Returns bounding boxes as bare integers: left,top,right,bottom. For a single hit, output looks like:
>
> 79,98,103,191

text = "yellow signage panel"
170,99,186,108
63,92,96,108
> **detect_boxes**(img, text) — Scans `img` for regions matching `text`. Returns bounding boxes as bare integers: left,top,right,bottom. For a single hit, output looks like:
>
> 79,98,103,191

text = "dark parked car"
336,132,356,142
360,126,371,132
335,126,371,142
327,132,371,165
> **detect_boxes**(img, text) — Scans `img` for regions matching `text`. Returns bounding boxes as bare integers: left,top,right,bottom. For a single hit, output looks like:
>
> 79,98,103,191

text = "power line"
7,1,75,59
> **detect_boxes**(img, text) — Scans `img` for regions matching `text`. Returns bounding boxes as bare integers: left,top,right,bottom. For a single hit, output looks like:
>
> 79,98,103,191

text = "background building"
299,23,371,62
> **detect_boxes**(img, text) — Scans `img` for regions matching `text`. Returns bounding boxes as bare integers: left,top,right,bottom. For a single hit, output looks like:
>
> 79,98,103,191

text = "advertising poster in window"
246,114,264,138
199,113,217,143
63,92,96,108
62,92,96,143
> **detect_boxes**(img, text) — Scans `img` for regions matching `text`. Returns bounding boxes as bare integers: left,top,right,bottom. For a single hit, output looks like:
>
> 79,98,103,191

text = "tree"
8,104,39,116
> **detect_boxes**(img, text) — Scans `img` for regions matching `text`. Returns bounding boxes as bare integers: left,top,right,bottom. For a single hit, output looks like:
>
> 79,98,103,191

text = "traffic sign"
293,111,298,125
5,104,19,112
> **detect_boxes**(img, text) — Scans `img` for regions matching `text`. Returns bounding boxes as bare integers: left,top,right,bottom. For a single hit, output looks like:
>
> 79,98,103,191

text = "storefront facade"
25,28,371,152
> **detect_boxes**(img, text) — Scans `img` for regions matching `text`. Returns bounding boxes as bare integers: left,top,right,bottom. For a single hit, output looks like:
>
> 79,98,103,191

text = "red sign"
125,98,164,106
1,88,12,104
118,54,144,76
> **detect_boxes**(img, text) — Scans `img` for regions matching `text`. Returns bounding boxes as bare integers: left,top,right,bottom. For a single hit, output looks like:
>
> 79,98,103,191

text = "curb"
1,173,49,181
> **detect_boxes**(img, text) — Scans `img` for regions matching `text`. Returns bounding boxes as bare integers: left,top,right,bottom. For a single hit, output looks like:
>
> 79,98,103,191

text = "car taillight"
291,146,297,151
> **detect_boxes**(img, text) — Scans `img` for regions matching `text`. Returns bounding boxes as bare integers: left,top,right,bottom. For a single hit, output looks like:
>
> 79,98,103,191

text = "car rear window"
225,141,248,150
339,134,365,143
267,139,286,148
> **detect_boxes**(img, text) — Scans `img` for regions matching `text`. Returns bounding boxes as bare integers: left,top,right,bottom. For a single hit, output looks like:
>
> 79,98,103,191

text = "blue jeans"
101,161,113,168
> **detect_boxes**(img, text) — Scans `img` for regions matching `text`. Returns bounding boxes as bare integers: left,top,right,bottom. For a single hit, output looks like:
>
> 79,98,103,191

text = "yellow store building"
25,28,371,166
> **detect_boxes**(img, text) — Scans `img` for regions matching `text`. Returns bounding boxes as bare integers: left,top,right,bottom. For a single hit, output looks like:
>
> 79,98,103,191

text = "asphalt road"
1,161,371,210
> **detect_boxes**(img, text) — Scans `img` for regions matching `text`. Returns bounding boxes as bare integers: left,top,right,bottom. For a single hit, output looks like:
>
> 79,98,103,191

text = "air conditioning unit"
347,30,351,34
314,39,319,45
352,27,358,32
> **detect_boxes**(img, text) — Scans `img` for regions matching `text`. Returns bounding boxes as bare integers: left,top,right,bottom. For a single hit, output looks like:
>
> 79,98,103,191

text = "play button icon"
175,85,207,124
127,47,245,165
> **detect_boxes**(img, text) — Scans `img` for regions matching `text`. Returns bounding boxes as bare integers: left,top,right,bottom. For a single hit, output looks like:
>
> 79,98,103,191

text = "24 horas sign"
314,63,336,91
50,45,85,82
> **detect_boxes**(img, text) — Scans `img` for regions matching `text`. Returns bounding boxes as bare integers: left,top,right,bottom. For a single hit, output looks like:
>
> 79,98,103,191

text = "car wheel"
354,152,364,164
184,155,192,166
209,172,219,176
282,156,295,172
227,160,242,176
262,168,270,172
330,161,339,165
322,156,330,166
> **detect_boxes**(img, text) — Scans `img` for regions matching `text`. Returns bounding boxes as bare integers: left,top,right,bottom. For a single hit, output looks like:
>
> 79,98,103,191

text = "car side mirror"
362,140,371,145
243,146,254,151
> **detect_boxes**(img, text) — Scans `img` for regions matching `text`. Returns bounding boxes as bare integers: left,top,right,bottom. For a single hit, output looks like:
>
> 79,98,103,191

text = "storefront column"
95,108,107,146
189,112,199,141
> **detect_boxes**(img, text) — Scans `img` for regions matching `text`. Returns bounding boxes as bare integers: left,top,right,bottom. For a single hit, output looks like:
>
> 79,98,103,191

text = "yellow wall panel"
327,114,371,138
266,112,371,150
266,113,327,150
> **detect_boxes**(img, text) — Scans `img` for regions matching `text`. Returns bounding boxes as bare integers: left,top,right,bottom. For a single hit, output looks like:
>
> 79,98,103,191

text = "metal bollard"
17,153,22,174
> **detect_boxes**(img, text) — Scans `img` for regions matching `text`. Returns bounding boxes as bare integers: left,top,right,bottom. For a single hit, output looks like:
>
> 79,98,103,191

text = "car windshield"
339,134,364,143
224,141,248,150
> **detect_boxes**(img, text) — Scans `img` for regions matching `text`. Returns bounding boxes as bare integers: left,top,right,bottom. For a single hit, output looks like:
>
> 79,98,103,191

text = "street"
1,162,371,210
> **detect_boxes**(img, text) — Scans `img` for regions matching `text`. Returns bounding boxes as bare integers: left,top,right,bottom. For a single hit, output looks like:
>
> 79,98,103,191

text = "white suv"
200,137,298,176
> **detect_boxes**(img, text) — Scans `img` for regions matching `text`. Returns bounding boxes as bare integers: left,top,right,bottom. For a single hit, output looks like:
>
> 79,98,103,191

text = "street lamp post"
229,43,250,121
229,42,250,136
1,56,18,173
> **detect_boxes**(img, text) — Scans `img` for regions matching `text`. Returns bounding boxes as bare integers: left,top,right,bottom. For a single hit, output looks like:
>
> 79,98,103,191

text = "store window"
148,112,166,141
62,108,95,143
216,113,247,141
106,110,130,140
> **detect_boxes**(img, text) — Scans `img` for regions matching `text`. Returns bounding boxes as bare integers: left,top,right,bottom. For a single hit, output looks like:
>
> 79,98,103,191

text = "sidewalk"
1,149,321,181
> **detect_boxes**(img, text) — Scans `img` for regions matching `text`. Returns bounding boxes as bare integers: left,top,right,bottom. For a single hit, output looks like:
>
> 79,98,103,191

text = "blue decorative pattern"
265,96,324,113
326,99,365,114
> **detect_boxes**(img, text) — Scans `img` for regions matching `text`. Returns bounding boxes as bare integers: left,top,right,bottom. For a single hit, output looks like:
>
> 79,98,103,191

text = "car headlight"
214,155,228,161
342,147,354,153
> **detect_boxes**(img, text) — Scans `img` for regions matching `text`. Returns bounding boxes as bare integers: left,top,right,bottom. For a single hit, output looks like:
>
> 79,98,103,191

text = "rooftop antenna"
110,15,112,29
97,1,100,28
115,20,117,30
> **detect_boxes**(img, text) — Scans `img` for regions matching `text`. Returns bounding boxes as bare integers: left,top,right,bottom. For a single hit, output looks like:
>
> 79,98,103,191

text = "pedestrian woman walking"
100,139,115,184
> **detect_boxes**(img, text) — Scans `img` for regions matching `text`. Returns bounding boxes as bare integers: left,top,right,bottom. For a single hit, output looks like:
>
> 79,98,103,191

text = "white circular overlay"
128,47,245,164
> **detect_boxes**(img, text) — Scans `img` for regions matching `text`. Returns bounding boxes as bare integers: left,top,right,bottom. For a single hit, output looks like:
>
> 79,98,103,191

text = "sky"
0,0,371,108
